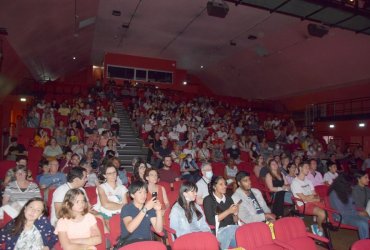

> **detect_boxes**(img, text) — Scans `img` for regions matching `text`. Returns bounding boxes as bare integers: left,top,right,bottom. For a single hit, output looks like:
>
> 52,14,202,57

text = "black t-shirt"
8,144,26,154
203,195,235,229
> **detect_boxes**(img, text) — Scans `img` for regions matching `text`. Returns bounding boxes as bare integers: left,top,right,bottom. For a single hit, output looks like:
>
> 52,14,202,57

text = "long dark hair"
133,159,148,182
328,174,352,204
177,182,203,223
208,176,226,214
12,197,47,235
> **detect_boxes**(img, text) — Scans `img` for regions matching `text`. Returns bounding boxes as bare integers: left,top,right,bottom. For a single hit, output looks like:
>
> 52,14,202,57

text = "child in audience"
55,189,102,249
0,197,58,249
120,181,163,245
323,163,338,185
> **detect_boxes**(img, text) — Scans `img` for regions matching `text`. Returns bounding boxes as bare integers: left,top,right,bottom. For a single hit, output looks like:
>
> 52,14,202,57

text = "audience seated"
3,137,27,161
145,168,169,214
180,153,200,183
306,159,324,186
39,159,66,190
170,181,211,238
2,165,41,218
0,197,58,249
324,163,339,185
203,176,238,249
119,181,163,246
232,171,275,224
55,189,102,249
291,162,326,237
50,167,88,226
352,171,370,217
329,174,369,239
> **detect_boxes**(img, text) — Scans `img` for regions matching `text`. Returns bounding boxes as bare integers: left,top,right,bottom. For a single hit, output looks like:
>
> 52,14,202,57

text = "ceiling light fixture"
73,56,76,60
183,81,188,85
20,97,27,102
329,124,335,128
200,65,204,69
359,122,365,127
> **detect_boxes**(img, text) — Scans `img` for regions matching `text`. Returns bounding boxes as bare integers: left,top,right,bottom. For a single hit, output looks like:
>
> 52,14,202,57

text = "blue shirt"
120,203,156,241
40,172,66,188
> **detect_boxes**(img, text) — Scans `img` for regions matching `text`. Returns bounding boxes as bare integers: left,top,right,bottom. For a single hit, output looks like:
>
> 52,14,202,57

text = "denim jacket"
0,216,58,249
170,202,211,238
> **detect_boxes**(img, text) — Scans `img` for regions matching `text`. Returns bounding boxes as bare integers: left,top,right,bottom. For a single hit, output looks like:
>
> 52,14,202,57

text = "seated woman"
329,174,369,239
66,128,80,148
120,181,163,246
145,168,170,215
55,189,102,249
203,176,239,250
285,164,297,185
43,137,64,160
180,153,200,183
132,160,149,183
94,164,128,230
253,155,265,178
2,165,41,218
103,139,118,157
0,197,58,249
40,112,55,132
265,159,292,218
34,128,49,148
170,182,211,238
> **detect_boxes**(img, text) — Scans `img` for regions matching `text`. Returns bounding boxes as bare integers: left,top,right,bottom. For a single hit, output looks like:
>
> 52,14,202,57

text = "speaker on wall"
307,24,329,38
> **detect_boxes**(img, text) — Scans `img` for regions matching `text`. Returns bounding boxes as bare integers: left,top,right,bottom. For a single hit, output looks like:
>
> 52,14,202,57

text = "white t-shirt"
50,183,88,226
196,178,210,199
291,177,314,206
323,172,338,185
94,182,128,216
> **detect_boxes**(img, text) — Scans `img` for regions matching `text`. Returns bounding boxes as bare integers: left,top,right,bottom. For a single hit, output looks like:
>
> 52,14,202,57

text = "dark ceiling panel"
277,0,323,17
364,28,370,35
337,15,370,32
309,7,354,25
242,0,287,10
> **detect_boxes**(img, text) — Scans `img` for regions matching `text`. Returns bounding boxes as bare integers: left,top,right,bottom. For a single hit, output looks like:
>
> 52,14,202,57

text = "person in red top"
145,168,170,215
158,156,180,190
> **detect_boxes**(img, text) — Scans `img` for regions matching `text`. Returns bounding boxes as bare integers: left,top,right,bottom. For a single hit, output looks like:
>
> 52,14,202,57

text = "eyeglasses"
106,172,117,175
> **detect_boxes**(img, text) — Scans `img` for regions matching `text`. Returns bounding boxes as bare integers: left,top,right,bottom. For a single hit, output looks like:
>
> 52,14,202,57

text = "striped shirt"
3,181,41,205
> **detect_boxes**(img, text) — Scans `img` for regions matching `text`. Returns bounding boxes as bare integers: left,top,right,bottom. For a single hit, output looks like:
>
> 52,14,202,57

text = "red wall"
104,53,214,95
281,80,370,111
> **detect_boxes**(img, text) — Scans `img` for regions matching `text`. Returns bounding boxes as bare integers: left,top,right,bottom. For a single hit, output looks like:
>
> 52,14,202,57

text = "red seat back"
109,214,121,246
173,232,219,250
120,241,167,250
236,222,278,249
314,185,328,200
85,186,98,205
351,239,370,250
0,160,15,179
274,217,311,242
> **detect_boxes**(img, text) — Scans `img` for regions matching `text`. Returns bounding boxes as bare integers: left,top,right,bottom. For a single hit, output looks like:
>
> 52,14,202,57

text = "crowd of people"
0,83,369,249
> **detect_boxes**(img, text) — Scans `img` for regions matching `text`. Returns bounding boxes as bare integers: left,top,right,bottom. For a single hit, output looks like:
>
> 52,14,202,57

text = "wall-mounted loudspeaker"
307,24,329,38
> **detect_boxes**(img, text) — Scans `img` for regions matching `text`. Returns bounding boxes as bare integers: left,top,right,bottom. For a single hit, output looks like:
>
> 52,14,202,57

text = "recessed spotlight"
329,124,335,128
155,86,159,89
200,65,204,69
359,123,365,127
73,56,76,60
183,81,187,85
20,97,27,102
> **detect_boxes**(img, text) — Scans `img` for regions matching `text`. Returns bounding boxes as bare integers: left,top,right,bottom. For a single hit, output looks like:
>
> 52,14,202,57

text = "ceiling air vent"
112,10,121,16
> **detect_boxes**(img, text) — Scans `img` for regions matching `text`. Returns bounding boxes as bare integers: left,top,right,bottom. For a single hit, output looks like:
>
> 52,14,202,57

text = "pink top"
55,213,97,239
306,171,324,187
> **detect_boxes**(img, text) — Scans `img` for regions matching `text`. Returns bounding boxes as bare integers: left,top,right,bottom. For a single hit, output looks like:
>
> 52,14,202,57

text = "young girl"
170,182,210,238
94,164,128,229
55,189,102,249
145,168,170,214
203,176,239,250
0,197,58,250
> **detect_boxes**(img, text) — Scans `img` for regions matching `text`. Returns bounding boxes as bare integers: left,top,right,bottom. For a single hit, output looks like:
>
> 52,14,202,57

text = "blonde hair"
58,189,88,219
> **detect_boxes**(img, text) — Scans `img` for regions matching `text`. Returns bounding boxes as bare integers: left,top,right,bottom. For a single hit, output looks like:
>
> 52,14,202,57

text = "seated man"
196,163,213,205
39,159,66,190
352,170,370,216
158,156,180,187
3,137,27,161
232,171,275,224
306,159,324,187
291,162,326,236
